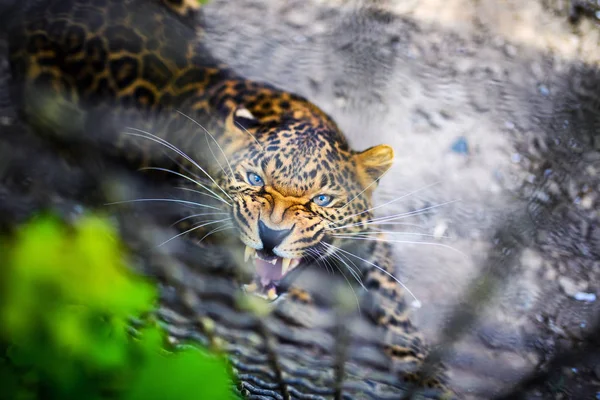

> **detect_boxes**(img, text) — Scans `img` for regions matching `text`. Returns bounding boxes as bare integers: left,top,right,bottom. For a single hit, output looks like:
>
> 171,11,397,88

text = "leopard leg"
360,240,453,394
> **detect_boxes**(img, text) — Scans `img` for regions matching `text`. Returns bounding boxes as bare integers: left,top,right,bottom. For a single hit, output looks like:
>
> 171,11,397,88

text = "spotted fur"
7,0,450,392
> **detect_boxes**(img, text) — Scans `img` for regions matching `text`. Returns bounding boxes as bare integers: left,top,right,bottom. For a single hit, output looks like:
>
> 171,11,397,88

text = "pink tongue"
255,258,283,286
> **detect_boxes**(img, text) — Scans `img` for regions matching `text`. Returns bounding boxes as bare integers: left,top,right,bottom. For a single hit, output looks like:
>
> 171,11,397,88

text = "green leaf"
126,327,233,400
0,214,234,399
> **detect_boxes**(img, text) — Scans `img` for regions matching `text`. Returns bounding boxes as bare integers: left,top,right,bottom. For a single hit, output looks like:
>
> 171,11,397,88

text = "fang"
267,287,278,300
281,258,291,275
244,246,256,262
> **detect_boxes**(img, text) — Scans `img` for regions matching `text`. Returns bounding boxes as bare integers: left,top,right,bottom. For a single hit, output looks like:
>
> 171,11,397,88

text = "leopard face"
218,108,394,297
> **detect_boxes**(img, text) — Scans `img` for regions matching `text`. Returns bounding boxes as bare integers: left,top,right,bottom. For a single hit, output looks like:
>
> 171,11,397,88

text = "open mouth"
243,246,301,300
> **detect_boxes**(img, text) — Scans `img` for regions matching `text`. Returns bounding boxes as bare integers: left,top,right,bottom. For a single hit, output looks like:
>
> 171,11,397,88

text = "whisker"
124,128,234,202
158,217,232,247
105,198,222,211
327,247,367,291
330,235,465,257
333,231,448,239
169,212,230,228
203,132,228,179
138,165,209,186
235,120,264,151
175,110,236,179
319,243,363,280
322,253,337,276
334,181,441,225
312,242,337,262
140,166,230,206
174,186,229,204
306,248,332,275
361,222,426,228
311,246,363,314
322,242,420,305
333,223,426,235
330,257,362,314
369,200,459,223
152,142,213,186
313,243,366,291
329,200,458,231
339,167,392,210
196,223,235,244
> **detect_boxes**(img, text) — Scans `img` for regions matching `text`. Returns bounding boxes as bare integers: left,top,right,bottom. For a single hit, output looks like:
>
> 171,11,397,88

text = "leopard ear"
231,107,259,131
223,107,260,149
354,144,394,187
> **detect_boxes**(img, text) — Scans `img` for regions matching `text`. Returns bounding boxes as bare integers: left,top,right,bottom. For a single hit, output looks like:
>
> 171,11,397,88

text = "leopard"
5,0,451,395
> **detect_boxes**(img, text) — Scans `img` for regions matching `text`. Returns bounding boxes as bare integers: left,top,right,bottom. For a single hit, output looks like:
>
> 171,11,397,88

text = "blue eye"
313,194,333,207
247,172,264,186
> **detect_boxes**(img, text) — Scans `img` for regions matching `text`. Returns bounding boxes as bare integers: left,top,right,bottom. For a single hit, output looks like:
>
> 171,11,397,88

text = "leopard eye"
312,194,333,207
247,172,264,186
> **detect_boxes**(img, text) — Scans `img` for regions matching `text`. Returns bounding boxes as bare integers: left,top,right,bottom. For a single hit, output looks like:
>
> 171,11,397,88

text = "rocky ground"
199,1,600,398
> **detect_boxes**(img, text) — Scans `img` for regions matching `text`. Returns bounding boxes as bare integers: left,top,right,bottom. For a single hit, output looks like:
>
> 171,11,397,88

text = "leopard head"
217,107,394,298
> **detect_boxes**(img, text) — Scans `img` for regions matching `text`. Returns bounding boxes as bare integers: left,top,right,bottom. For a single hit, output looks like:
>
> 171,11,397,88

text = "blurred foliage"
0,215,234,400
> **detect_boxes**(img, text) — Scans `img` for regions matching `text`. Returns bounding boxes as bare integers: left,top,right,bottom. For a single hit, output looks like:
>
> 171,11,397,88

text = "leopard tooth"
271,258,277,265
266,286,278,301
281,258,292,275
244,246,256,262
244,282,258,293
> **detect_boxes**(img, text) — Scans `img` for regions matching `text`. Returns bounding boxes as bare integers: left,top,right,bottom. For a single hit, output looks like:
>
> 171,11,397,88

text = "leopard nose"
258,220,292,253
